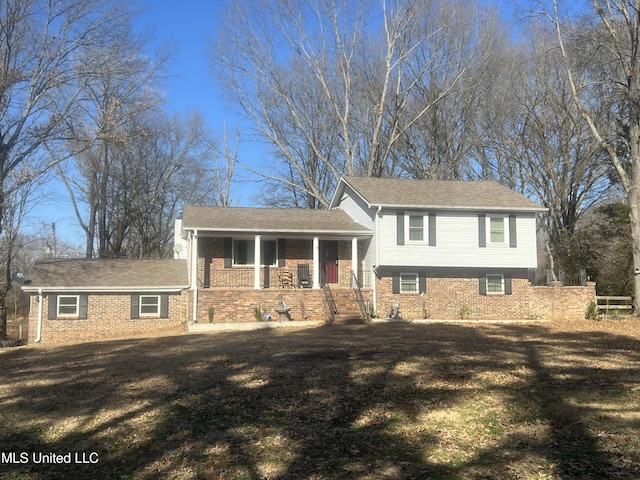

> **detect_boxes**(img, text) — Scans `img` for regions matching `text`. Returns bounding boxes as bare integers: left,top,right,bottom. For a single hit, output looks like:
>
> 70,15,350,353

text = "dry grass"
1,318,639,479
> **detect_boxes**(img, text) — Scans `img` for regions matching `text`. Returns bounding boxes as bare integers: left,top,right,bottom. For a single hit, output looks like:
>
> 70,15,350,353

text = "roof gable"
331,176,545,212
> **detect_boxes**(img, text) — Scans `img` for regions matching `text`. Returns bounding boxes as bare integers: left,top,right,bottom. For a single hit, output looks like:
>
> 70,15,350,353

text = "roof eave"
183,227,373,236
372,204,547,213
22,285,189,294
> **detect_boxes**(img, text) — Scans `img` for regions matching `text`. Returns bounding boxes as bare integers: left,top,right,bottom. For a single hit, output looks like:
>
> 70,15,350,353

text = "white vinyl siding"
377,210,538,269
336,184,377,274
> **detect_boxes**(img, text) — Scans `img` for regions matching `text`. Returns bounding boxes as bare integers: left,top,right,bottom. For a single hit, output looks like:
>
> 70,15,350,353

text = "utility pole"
51,222,56,259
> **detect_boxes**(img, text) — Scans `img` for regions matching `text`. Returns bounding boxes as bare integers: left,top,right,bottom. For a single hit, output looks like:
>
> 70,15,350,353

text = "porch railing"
207,266,310,289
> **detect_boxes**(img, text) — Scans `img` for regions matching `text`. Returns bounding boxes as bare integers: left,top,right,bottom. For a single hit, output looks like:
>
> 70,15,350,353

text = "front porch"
196,237,372,290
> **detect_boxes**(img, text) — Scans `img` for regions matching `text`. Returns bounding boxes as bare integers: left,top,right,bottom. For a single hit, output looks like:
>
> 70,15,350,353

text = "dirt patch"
0,318,639,479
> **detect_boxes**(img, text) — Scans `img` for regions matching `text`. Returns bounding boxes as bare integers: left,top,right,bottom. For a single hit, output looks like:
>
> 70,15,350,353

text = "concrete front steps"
330,290,368,324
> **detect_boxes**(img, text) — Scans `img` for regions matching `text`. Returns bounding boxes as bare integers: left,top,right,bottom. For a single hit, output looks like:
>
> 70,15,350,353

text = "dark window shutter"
48,295,58,320
505,273,512,295
392,273,400,294
160,295,169,318
131,295,140,319
277,239,286,267
478,215,486,247
396,212,405,245
479,273,487,295
428,213,436,246
79,295,88,319
223,237,233,268
419,274,427,294
509,215,517,248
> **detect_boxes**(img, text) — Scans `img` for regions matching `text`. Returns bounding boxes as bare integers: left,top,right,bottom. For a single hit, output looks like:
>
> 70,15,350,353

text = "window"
489,217,505,243
408,215,424,241
486,274,505,294
400,273,419,293
57,295,79,317
131,294,168,319
233,239,277,266
139,295,161,316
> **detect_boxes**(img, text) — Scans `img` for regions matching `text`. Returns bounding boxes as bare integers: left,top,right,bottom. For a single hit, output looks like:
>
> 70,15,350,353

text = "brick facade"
27,291,188,345
374,268,595,321
193,289,331,324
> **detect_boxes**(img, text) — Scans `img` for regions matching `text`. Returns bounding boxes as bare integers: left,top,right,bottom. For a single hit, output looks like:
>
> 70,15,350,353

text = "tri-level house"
329,176,547,319
23,176,595,346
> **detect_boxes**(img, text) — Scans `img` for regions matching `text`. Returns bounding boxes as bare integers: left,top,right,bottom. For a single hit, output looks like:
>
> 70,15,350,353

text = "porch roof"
21,258,189,293
182,206,372,236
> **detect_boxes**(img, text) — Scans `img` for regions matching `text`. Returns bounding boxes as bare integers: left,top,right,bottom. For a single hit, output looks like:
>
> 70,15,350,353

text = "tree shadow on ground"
0,322,639,479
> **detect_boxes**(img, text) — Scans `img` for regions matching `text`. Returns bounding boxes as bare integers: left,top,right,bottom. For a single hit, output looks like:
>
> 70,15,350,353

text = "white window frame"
139,295,161,317
406,214,426,243
486,274,505,295
400,273,419,293
57,295,79,317
488,216,508,245
233,238,278,266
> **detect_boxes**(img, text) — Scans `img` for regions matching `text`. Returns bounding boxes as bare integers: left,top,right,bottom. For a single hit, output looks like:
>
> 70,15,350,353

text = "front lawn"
1,319,639,479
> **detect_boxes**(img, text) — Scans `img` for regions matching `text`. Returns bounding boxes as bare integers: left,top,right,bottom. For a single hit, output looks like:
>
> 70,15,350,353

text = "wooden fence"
596,296,634,317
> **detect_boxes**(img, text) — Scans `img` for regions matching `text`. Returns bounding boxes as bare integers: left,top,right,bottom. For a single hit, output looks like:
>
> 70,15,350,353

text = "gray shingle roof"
334,176,546,211
22,258,189,292
182,206,372,235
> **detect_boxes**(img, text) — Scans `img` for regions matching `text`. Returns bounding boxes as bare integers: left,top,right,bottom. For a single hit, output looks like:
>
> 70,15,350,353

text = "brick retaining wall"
194,289,331,324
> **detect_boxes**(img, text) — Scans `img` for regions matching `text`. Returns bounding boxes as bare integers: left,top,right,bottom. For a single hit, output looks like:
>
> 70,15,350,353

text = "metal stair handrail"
320,270,338,323
351,270,370,321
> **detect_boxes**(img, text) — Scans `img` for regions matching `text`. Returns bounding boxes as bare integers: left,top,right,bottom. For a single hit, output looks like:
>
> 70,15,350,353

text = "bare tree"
58,23,171,257
545,0,640,311
0,0,134,236
210,0,480,207
512,20,609,278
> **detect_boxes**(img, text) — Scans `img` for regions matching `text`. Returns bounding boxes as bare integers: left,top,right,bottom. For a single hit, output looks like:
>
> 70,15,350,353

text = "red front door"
320,241,339,284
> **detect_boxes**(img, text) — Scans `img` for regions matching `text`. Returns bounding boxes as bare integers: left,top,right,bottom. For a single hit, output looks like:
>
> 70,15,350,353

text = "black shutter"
396,212,405,245
223,238,233,268
509,215,517,248
79,295,88,319
428,213,436,246
277,238,286,267
160,295,169,318
478,215,486,247
48,295,57,320
419,273,427,294
479,273,487,295
504,273,512,295
131,295,140,319
392,273,400,294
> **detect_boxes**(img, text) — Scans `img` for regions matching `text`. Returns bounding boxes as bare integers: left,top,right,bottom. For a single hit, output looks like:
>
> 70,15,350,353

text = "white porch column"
351,237,358,286
191,232,199,323
254,235,262,290
312,236,320,289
